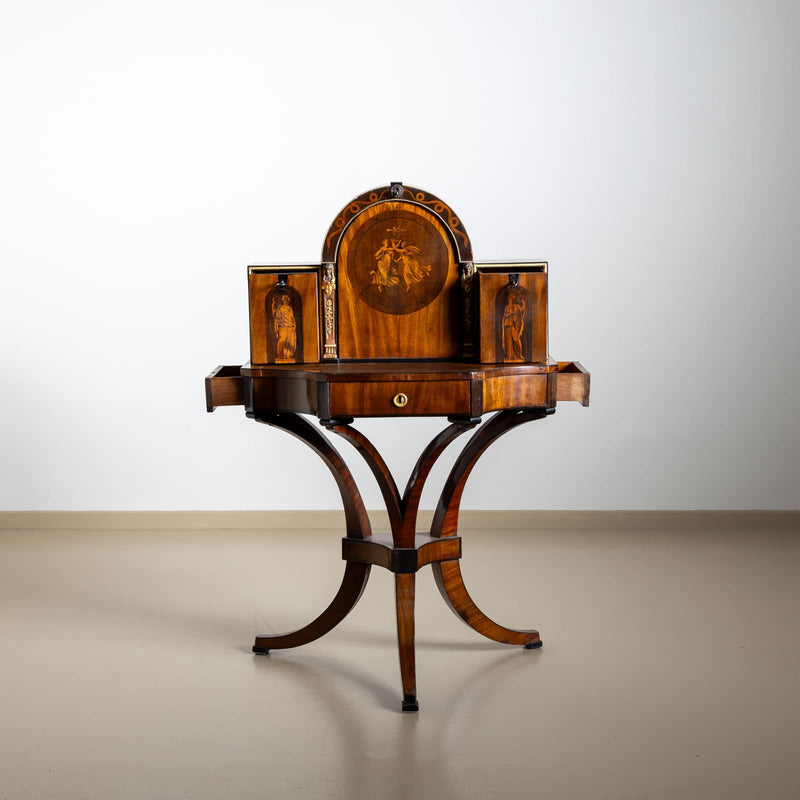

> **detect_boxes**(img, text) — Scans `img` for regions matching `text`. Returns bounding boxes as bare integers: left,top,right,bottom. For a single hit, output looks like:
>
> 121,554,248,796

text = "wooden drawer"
205,365,244,411
482,373,550,411
556,361,590,406
328,379,472,417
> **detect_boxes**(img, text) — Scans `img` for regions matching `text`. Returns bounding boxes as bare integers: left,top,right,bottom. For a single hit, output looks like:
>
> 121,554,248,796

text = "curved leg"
432,560,540,647
331,420,475,547
327,423,403,540
253,412,371,539
431,409,548,539
398,421,476,546
251,413,373,653
329,419,476,710
254,562,372,652
431,410,548,646
395,572,418,711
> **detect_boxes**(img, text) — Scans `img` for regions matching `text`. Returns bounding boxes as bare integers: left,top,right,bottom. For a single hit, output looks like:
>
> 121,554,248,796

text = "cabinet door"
477,266,548,364
248,268,320,365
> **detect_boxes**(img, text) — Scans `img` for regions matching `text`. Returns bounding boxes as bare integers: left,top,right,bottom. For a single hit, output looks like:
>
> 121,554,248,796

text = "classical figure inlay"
346,210,449,317
371,228,433,293
501,291,526,361
265,284,304,363
272,294,297,362
494,284,532,363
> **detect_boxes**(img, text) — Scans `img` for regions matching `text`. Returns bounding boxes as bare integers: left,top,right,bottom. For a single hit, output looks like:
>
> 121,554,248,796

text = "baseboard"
1,510,798,531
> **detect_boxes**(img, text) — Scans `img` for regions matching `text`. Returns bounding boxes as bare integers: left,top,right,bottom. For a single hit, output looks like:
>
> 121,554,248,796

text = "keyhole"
392,393,408,408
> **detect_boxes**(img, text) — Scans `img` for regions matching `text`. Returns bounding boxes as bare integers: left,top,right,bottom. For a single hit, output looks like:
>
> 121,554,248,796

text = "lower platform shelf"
342,533,462,574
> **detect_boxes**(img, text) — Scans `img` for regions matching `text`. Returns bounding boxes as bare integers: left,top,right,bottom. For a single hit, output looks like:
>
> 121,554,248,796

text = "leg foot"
523,641,543,650
252,646,270,655
402,694,419,712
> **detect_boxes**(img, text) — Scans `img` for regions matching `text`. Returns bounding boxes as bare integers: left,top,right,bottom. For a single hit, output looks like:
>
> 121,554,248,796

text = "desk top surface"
242,359,559,381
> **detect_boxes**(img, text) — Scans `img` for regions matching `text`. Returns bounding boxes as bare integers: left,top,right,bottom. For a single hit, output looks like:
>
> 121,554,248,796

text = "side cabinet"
476,263,548,364
248,266,320,365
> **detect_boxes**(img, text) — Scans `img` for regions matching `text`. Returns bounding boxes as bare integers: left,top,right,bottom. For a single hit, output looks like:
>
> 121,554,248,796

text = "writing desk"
206,183,589,711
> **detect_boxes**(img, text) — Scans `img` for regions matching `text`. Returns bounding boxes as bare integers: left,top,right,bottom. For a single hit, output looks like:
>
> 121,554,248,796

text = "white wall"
1,1,798,511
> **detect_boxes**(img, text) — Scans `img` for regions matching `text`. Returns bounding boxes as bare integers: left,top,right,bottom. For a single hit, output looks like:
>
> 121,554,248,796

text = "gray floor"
1,525,798,799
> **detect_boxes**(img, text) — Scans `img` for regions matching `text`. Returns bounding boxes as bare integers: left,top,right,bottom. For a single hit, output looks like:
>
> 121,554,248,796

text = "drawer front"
482,373,550,412
328,379,471,417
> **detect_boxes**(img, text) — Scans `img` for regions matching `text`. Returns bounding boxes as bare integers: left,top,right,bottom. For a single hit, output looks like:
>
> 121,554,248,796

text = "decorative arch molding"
322,183,474,263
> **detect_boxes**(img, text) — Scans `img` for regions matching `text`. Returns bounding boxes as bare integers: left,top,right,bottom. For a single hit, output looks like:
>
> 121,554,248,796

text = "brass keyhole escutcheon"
392,392,408,408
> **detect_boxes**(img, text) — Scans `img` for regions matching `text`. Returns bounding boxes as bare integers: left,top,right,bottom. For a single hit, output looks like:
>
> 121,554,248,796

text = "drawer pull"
392,392,409,408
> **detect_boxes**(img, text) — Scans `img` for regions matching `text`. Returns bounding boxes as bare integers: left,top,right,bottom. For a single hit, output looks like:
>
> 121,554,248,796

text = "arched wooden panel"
336,201,461,360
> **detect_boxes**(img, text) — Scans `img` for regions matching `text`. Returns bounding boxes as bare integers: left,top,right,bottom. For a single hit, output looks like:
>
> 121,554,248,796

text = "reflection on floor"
1,526,798,800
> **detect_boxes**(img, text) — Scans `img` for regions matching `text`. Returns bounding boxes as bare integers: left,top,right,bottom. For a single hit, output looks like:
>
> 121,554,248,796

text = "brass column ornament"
322,262,337,359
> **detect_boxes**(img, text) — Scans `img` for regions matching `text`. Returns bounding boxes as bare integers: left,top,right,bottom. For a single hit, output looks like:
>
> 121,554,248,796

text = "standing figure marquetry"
500,288,527,362
266,287,301,364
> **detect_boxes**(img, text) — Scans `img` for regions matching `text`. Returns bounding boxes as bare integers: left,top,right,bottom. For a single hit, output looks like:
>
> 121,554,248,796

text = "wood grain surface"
328,379,471,417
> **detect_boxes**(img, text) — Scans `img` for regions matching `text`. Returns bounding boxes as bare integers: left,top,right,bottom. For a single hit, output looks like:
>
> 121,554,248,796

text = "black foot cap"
252,646,271,655
402,694,419,713
524,640,543,650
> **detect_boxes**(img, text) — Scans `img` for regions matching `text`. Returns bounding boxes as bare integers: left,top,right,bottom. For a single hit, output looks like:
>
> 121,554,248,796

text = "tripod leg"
254,562,371,652
395,572,418,712
431,410,548,648
432,560,540,647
